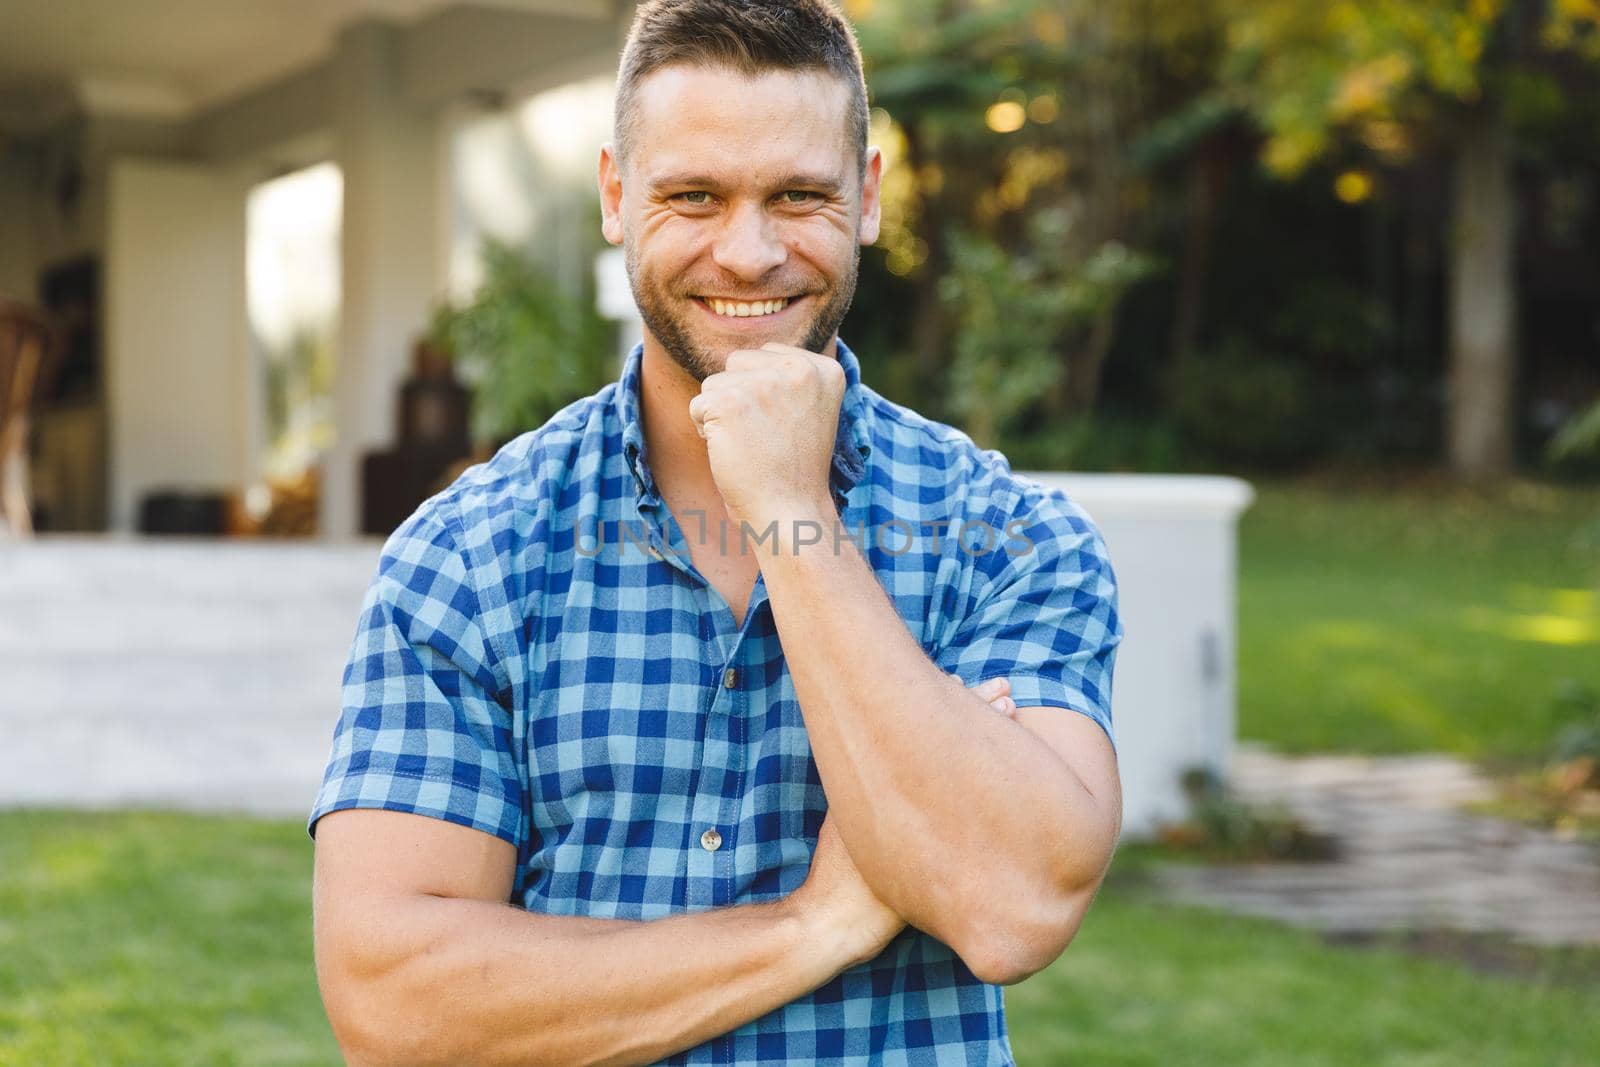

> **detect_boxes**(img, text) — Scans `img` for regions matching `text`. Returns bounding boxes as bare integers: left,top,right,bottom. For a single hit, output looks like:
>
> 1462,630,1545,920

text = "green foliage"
1163,765,1341,862
1169,338,1315,468
1547,396,1600,470
843,0,1600,469
1128,93,1241,170
1219,0,1509,176
938,211,1158,446
428,240,614,444
1551,679,1600,764
1218,0,1600,176
937,230,1064,446
849,0,1186,434
998,415,1189,474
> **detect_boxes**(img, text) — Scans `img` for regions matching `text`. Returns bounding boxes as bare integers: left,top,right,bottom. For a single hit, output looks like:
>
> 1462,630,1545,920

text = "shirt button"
700,827,722,851
723,667,739,689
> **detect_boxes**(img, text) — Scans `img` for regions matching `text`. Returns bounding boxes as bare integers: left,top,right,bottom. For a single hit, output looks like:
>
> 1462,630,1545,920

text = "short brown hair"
613,0,870,176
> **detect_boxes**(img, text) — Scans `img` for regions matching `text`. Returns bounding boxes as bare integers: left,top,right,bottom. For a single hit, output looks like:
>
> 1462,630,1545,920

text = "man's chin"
687,317,816,355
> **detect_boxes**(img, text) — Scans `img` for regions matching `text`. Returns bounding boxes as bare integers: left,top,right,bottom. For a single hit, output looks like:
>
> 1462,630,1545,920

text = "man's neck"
638,341,718,504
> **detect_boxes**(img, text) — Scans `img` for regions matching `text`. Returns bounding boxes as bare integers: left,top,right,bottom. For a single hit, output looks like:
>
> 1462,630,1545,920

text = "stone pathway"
1147,743,1600,947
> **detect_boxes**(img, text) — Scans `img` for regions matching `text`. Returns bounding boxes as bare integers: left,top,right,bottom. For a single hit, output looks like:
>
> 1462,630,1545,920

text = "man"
308,0,1123,1063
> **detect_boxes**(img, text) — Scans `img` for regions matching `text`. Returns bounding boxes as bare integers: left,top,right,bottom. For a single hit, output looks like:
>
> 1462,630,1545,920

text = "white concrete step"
0,536,381,817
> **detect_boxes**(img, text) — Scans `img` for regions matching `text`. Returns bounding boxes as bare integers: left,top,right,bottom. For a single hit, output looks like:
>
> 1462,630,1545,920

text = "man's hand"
970,675,1016,718
790,811,904,967
686,343,843,528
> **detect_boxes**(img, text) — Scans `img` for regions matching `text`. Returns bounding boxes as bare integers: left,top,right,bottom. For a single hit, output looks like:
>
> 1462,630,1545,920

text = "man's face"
599,64,882,382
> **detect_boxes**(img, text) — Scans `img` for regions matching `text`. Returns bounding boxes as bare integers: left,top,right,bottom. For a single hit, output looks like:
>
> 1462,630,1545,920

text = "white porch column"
323,20,448,539
104,159,252,534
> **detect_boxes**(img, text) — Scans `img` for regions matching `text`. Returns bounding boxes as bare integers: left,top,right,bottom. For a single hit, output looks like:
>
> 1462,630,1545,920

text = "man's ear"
598,143,625,246
858,145,883,247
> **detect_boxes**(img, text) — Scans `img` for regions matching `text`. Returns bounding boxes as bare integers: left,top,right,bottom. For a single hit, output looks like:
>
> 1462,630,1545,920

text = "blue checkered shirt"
308,338,1121,1065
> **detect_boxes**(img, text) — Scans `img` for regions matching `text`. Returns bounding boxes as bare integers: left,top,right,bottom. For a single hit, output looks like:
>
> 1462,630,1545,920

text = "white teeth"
706,298,788,318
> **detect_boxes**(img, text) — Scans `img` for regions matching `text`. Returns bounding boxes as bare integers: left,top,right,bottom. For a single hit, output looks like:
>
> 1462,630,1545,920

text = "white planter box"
1017,473,1256,839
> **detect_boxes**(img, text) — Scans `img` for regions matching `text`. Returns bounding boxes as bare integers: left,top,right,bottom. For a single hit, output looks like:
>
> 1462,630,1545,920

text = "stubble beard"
625,237,860,383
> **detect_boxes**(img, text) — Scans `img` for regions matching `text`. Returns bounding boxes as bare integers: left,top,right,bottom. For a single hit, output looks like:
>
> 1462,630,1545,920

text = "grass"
1007,846,1600,1067
0,810,339,1066
1237,477,1600,760
2,812,1597,1065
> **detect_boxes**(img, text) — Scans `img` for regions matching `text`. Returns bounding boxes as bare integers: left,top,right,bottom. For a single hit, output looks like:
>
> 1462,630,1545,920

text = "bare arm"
312,807,899,1067
757,496,1122,985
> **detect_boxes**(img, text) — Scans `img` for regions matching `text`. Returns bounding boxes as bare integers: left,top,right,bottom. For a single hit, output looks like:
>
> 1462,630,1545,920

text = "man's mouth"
692,295,799,319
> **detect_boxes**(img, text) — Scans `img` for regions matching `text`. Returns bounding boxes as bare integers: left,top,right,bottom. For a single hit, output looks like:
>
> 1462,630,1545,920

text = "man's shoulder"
860,386,1094,535
398,384,618,540
370,384,619,618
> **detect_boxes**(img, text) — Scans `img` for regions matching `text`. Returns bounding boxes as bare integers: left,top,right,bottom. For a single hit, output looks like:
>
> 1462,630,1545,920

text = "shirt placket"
635,495,766,911
637,498,768,1067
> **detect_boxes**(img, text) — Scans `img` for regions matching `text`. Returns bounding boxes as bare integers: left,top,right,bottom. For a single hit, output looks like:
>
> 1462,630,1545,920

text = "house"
0,0,635,537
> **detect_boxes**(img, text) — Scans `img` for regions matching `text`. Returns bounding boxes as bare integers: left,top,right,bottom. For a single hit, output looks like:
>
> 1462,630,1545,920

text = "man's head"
599,0,882,382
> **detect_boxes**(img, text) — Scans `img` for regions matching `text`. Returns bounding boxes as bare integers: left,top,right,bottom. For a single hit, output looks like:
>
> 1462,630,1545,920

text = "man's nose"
711,201,788,281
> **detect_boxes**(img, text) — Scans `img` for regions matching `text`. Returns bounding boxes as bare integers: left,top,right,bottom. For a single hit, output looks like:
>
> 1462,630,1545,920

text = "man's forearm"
756,501,1107,973
324,894,855,1067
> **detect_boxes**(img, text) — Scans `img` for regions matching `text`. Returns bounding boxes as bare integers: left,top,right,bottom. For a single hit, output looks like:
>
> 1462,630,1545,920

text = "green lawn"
1012,846,1600,1067
3,812,1596,1065
0,811,336,1066
1237,479,1600,760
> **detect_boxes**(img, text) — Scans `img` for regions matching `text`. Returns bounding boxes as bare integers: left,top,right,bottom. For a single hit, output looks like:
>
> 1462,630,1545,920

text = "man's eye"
676,191,712,205
782,190,818,204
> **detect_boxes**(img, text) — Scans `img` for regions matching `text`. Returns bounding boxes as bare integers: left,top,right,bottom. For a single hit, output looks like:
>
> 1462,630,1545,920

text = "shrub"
1169,337,1316,469
429,240,614,444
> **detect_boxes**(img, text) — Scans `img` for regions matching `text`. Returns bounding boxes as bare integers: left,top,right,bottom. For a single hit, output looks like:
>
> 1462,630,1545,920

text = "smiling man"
308,2,1123,1065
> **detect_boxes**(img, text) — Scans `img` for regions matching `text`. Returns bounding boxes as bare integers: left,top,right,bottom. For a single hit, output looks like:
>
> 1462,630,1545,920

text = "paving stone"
1149,746,1600,948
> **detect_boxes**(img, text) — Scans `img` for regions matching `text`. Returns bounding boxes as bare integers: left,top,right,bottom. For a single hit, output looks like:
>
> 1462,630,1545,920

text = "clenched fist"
686,343,845,528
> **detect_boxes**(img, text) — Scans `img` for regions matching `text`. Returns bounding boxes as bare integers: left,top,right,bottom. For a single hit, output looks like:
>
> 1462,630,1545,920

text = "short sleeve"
307,503,524,845
934,489,1123,754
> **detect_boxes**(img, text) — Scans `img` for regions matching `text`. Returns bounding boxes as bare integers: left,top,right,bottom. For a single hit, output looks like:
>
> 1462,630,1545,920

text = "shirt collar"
618,339,873,511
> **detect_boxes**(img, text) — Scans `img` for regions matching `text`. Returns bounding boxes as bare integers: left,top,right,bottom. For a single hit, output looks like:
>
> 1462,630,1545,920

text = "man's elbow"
959,884,1096,987
321,962,463,1067
316,912,455,1066
319,955,420,1066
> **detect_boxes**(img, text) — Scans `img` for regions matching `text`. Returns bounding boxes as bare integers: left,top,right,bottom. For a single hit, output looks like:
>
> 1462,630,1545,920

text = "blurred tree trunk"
1062,307,1117,416
1169,135,1232,365
900,120,947,386
1446,108,1516,480
1051,2,1123,417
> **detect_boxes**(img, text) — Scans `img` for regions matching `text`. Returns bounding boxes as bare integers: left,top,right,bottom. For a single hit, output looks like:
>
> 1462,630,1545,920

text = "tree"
1214,0,1600,479
849,0,1188,440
